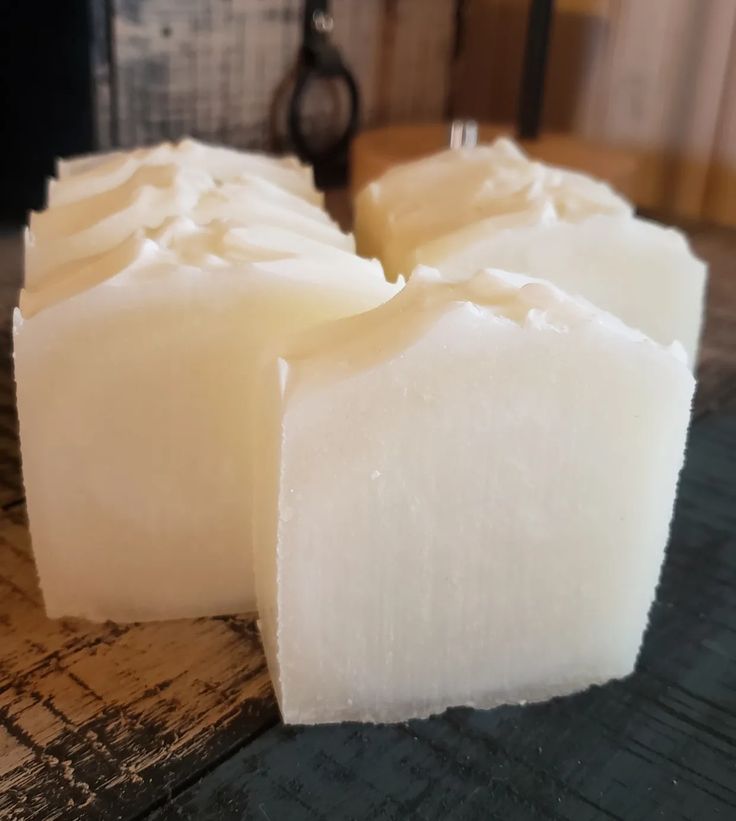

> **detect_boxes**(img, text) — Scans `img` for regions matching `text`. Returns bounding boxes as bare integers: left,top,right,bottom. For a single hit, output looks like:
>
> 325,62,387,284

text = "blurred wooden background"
91,0,736,226
452,0,736,225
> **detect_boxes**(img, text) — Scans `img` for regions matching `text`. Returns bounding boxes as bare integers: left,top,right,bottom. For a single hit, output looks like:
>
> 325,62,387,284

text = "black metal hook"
287,0,360,188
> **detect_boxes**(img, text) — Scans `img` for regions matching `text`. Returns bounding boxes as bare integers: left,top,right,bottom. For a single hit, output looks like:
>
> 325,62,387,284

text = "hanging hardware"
288,0,360,188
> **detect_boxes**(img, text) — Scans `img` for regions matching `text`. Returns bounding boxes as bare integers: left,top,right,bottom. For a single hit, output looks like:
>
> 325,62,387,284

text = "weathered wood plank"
104,0,455,152
0,504,277,820
151,413,736,821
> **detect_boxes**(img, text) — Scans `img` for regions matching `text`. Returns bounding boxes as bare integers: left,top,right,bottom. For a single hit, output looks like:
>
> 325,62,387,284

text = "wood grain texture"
153,413,736,821
0,503,277,820
451,0,619,139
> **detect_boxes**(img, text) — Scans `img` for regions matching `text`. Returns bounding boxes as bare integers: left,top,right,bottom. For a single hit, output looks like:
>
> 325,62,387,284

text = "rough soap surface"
255,269,695,724
15,139,398,622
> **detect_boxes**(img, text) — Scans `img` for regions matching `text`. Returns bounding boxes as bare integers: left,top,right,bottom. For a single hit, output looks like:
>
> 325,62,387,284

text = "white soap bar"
19,137,392,622
414,214,707,365
354,138,632,279
15,239,400,622
254,267,694,724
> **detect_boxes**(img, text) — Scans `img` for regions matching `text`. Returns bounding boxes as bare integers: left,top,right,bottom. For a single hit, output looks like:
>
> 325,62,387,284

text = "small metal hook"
449,119,479,149
287,0,360,188
312,9,334,35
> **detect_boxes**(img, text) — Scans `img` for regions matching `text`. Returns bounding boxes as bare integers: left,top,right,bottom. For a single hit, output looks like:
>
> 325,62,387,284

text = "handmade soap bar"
15,238,399,622
415,215,707,364
17,139,396,622
254,267,694,724
354,138,632,280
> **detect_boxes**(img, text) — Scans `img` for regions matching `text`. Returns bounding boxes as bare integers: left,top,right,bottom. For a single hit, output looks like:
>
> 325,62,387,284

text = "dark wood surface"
0,219,734,820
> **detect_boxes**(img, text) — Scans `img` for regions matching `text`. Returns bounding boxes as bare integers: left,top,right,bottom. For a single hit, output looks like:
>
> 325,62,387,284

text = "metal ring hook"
287,0,360,187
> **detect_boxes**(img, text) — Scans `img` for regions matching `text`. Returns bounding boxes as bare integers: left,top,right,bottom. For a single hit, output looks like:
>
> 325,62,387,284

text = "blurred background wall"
92,0,457,150
3,0,735,226
452,0,736,225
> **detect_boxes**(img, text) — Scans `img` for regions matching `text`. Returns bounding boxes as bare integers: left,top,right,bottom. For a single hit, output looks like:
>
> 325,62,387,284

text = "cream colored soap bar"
255,268,694,724
17,140,397,622
354,138,632,280
15,238,399,622
416,214,707,365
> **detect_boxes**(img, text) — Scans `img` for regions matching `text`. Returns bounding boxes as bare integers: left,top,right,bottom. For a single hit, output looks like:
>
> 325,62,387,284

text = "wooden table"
1,220,735,820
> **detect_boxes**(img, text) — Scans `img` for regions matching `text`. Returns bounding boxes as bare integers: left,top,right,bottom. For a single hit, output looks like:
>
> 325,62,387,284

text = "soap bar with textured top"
354,138,632,281
353,138,706,365
254,267,694,724
417,214,706,364
16,140,397,622
15,238,398,622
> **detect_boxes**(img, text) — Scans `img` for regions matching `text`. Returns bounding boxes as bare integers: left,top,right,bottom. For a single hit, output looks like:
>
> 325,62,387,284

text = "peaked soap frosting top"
277,265,690,402
50,138,319,206
356,138,634,279
24,139,357,302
